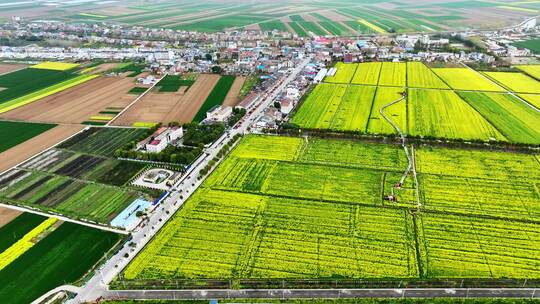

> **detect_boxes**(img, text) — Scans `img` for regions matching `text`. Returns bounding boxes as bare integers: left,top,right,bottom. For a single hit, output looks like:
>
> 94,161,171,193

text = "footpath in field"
291,62,540,144
119,135,540,286
0,211,121,304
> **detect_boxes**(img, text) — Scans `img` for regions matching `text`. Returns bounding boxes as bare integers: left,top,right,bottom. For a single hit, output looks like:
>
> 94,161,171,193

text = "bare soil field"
113,74,220,125
0,124,84,173
0,207,21,228
222,76,246,107
90,63,121,74
0,76,136,124
0,63,26,75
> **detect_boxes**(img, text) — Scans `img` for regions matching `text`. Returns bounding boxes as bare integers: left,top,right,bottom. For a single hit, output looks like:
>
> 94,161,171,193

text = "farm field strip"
124,188,418,280
406,62,449,89
324,62,358,84
289,83,347,130
459,92,540,145
0,121,56,154
408,89,505,141
515,65,540,80
0,217,57,271
418,213,540,278
351,62,382,85
30,62,79,71
193,75,236,122
0,74,99,114
0,221,121,304
330,85,376,132
518,93,540,109
378,62,406,87
366,87,406,135
431,68,504,92
483,71,540,94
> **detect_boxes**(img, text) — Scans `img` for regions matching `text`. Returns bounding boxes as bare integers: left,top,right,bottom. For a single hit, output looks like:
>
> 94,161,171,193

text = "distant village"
1,15,539,132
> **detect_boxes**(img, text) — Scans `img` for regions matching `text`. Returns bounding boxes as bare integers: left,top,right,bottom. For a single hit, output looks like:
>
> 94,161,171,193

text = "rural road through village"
64,56,313,304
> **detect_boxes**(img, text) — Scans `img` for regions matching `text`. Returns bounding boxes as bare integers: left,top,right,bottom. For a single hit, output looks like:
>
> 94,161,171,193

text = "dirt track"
0,76,137,124
0,63,26,75
0,124,84,173
222,76,246,107
0,207,21,228
113,74,220,125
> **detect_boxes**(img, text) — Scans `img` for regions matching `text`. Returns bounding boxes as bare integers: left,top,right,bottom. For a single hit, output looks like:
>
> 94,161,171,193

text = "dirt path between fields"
0,124,84,173
113,74,220,125
221,76,246,107
0,63,26,75
0,207,21,228
0,76,136,124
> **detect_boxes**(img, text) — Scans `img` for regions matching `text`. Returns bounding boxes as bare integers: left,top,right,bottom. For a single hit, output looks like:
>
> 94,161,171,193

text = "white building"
144,127,183,153
280,99,293,114
206,105,233,122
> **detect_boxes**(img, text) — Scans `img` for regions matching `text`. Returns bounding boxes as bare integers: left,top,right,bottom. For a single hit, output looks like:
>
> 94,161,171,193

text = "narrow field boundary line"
0,203,129,235
460,62,540,113
107,74,166,126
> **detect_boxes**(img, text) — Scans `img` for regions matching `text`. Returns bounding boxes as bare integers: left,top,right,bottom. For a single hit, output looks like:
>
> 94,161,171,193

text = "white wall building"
207,105,233,122
144,127,183,153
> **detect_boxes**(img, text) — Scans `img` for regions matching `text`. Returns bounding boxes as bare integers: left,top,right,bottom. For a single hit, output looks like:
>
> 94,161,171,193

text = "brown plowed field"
0,207,21,228
113,74,220,125
0,124,84,173
0,63,26,75
222,76,246,107
0,76,136,124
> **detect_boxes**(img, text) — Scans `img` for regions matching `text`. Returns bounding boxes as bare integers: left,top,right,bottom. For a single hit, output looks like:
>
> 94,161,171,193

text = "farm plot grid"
0,127,152,224
294,62,540,144
123,135,420,281
122,135,540,284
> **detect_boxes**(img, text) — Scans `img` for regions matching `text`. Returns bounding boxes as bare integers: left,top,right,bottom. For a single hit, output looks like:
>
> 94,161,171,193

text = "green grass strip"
192,75,236,122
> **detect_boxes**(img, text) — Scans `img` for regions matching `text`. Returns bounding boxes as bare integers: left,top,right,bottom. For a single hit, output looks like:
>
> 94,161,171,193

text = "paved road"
66,57,312,304
103,288,540,300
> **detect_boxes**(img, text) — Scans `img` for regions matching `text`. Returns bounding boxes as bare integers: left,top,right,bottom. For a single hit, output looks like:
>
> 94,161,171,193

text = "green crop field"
416,146,540,221
367,87,406,135
459,92,540,144
431,68,504,92
0,121,56,153
123,135,420,281
519,93,540,109
157,75,195,92
0,171,138,223
0,213,45,253
193,75,236,122
324,63,357,84
289,22,308,37
351,62,382,85
121,135,540,285
58,127,148,157
408,89,504,141
418,213,540,278
378,62,407,87
290,83,347,129
512,38,540,54
484,71,540,94
0,127,155,224
406,62,449,89
331,85,376,132
0,221,120,304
